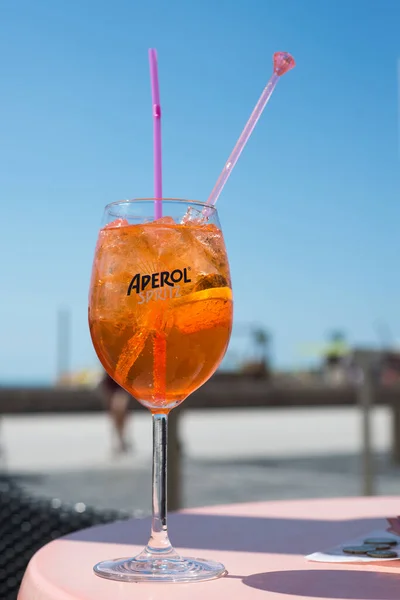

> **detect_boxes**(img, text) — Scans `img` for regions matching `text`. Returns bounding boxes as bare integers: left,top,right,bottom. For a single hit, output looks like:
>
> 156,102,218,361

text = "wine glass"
88,199,233,582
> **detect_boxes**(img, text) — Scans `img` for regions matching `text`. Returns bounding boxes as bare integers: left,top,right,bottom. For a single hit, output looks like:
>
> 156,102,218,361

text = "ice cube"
181,206,205,225
153,216,176,226
140,218,186,263
177,224,224,282
104,218,129,229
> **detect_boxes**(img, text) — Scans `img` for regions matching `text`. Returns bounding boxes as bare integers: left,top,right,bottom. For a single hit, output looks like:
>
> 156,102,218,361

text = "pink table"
18,497,400,600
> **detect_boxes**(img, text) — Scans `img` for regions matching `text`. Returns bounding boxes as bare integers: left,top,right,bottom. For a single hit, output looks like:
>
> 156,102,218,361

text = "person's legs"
110,390,130,453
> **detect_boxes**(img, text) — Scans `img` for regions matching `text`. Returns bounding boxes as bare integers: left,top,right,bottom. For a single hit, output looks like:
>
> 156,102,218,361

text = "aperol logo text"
127,267,192,304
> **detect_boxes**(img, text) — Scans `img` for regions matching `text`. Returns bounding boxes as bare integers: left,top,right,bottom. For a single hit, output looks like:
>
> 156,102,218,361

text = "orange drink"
89,215,232,412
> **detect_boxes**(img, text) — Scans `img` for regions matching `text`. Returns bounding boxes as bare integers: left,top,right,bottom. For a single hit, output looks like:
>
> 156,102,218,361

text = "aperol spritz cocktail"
89,204,232,411
88,199,233,582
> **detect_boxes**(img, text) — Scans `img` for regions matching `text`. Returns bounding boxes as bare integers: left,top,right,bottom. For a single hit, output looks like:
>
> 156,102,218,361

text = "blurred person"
99,372,132,455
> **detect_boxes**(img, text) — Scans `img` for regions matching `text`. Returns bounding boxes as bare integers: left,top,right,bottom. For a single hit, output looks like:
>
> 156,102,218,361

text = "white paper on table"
306,529,400,563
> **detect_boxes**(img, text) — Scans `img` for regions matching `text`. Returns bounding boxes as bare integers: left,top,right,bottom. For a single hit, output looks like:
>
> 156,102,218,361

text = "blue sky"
1,0,399,383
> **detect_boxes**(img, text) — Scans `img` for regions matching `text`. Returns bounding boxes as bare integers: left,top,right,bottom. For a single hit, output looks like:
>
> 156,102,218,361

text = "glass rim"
104,198,217,212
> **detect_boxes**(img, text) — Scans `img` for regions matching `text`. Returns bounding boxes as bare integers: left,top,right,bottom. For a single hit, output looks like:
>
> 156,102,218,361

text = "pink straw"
149,48,163,219
206,52,295,209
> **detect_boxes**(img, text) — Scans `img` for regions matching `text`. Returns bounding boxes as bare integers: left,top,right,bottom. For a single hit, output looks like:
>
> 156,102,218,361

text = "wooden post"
167,407,182,511
359,367,374,496
354,349,380,497
56,308,71,383
391,401,400,463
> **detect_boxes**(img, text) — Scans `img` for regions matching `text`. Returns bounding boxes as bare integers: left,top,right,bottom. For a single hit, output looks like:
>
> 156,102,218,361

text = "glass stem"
145,412,176,557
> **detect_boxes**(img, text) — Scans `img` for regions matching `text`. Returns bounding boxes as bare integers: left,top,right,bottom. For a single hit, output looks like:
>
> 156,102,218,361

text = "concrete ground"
1,407,400,514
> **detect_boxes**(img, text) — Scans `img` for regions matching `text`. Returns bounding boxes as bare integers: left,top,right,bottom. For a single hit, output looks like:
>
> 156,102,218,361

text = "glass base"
93,554,226,583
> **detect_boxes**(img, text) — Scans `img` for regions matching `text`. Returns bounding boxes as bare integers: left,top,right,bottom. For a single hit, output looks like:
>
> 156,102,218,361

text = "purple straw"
149,48,163,219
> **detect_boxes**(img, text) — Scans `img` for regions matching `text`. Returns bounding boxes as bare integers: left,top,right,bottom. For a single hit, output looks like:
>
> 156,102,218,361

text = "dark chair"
0,477,128,599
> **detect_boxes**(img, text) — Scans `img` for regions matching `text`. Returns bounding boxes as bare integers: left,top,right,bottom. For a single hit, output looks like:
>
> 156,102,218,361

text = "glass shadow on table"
241,569,400,600
65,512,393,556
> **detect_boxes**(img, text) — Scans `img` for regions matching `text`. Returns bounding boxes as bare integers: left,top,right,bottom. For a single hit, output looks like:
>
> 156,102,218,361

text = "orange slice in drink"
172,287,233,335
115,328,148,383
